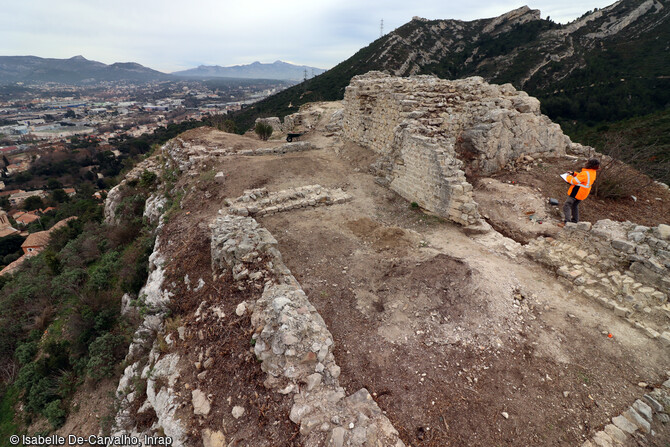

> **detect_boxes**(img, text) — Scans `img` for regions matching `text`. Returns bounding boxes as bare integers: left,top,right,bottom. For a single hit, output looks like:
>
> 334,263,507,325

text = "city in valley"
0,78,290,272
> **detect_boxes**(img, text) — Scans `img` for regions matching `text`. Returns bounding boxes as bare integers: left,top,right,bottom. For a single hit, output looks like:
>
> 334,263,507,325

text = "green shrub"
2,252,20,265
15,362,43,395
44,399,66,429
26,377,55,414
254,122,273,141
88,251,121,291
0,386,20,441
121,234,155,295
86,333,126,381
42,340,71,372
51,268,88,299
14,341,38,365
139,170,157,188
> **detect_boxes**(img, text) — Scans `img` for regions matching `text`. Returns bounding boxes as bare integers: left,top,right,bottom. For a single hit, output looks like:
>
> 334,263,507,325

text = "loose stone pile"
210,214,405,446
341,72,574,226
224,185,352,217
526,220,670,340
583,376,670,447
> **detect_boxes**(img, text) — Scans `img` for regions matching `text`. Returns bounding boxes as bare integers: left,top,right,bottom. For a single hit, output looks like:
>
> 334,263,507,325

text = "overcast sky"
3,0,616,73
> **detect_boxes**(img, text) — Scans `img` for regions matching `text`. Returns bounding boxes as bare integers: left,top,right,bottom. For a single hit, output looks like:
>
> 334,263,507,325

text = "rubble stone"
192,389,211,415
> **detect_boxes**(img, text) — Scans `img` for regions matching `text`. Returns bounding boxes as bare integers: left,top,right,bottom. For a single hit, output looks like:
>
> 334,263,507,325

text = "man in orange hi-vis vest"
559,158,600,226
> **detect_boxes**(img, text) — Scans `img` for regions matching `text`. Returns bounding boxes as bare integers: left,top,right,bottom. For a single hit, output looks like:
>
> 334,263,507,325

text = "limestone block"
202,429,226,447
612,415,637,434
632,399,653,422
659,332,670,346
655,224,670,240
192,389,210,415
592,431,614,447
611,239,635,253
622,408,650,433
603,424,627,444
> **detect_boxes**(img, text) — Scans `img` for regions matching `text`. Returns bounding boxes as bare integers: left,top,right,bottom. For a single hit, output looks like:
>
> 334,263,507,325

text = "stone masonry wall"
224,185,351,217
210,214,405,447
526,220,670,342
341,71,571,226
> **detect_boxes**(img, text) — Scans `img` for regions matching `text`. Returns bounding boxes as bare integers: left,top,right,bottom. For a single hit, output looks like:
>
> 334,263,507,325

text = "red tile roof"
16,213,40,225
22,231,50,249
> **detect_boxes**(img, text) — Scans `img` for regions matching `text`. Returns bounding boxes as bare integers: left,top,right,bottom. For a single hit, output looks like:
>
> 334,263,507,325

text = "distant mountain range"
0,57,326,84
0,55,170,84
171,61,326,81
233,0,670,131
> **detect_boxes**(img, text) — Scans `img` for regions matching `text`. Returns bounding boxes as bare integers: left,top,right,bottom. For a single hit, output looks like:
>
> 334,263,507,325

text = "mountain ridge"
232,0,670,131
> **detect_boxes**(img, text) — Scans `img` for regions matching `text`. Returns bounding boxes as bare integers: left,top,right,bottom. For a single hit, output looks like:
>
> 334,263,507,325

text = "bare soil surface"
154,122,669,446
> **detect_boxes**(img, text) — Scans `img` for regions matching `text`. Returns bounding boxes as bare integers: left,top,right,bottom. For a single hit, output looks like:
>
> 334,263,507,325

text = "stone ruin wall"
341,71,572,226
526,220,670,342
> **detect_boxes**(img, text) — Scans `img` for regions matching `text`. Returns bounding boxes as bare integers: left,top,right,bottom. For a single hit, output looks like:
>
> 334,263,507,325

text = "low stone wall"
526,220,670,340
583,376,670,447
225,185,352,217
237,141,316,156
341,71,572,226
210,214,405,447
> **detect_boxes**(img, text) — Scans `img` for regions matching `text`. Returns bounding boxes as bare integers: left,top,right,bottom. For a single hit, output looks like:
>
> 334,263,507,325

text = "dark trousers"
563,196,581,223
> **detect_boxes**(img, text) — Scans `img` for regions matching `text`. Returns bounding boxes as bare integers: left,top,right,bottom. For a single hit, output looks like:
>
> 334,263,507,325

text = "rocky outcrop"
104,157,162,225
110,143,190,444
585,0,664,38
113,230,187,445
341,72,569,226
481,6,541,35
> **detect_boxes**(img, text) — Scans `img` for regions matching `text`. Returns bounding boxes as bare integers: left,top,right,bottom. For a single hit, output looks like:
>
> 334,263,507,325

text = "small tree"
23,195,44,211
255,122,273,141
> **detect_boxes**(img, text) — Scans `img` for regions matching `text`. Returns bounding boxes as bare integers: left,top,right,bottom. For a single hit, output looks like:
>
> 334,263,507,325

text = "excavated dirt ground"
157,124,670,447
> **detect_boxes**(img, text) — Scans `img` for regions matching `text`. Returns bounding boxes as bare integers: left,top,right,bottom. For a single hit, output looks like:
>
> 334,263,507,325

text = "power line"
380,19,384,37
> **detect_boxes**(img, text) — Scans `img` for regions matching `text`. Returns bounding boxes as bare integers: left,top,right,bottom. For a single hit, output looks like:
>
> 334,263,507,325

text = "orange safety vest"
566,168,597,201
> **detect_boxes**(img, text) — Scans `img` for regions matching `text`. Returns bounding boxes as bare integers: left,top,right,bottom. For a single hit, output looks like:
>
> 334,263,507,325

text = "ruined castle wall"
341,72,570,225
